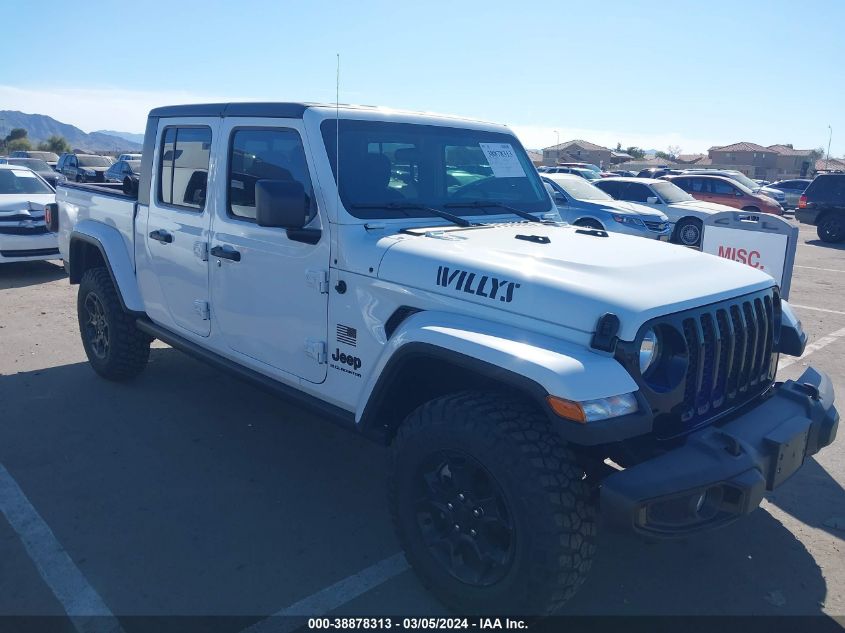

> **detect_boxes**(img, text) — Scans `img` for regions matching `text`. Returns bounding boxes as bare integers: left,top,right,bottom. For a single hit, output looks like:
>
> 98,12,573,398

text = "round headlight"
639,328,660,374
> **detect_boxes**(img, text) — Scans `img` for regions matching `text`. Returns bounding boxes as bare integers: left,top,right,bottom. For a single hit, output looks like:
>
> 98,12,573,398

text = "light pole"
826,125,833,171
554,130,560,165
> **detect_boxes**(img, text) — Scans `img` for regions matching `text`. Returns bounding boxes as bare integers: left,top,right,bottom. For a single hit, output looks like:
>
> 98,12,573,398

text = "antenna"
335,53,340,214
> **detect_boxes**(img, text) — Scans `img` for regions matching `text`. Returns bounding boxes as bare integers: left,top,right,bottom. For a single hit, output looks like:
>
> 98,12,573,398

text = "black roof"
148,102,316,119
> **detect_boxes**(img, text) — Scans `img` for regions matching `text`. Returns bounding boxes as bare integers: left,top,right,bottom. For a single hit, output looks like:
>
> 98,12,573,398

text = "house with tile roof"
707,142,816,179
815,157,845,173
767,145,815,178
708,142,778,178
541,139,611,167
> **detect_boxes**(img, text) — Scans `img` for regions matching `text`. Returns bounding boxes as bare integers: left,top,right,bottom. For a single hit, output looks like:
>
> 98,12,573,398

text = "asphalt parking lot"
1,218,844,632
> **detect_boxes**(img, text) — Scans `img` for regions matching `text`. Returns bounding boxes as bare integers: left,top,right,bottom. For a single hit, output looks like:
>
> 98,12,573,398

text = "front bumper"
608,220,672,241
0,232,60,262
601,367,838,537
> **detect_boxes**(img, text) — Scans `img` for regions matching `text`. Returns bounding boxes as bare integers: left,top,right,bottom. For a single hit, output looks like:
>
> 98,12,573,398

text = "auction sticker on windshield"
479,143,526,178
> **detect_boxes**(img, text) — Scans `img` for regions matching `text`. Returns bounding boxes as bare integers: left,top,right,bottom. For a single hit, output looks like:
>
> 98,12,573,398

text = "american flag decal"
336,324,357,347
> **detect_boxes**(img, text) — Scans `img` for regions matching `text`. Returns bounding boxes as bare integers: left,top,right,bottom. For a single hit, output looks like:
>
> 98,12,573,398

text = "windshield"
651,181,694,203
78,156,112,167
573,168,600,180
0,169,53,195
21,151,59,161
724,171,761,190
8,159,51,172
321,119,549,219
125,160,141,172
548,175,612,200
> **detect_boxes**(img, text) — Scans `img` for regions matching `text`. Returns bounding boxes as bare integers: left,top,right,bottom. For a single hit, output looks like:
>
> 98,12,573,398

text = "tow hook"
716,432,743,457
798,382,821,401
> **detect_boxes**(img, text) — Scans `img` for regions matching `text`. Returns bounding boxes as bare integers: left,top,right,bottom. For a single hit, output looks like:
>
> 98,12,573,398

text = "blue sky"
2,0,843,155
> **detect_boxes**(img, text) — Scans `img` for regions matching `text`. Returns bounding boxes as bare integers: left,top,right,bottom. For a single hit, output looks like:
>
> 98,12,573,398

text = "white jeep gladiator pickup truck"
54,102,839,615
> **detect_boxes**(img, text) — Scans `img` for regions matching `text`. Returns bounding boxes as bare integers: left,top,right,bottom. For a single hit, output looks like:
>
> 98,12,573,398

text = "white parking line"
790,304,845,316
0,462,125,633
794,265,845,274
778,326,845,370
241,553,410,633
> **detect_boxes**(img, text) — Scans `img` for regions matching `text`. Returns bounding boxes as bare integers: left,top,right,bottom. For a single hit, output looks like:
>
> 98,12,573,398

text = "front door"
210,120,330,384
145,119,217,336
707,178,743,209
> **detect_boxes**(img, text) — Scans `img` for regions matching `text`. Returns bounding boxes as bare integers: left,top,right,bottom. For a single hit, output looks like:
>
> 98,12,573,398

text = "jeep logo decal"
331,348,363,377
436,266,521,303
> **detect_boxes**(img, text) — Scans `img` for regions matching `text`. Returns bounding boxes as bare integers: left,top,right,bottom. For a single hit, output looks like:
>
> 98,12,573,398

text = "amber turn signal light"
545,396,587,423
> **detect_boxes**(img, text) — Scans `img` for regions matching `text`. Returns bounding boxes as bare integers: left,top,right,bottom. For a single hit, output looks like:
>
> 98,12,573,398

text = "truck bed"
56,181,138,264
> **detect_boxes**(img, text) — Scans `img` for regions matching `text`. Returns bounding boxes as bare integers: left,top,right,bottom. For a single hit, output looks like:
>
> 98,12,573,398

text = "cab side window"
158,126,212,210
228,128,316,222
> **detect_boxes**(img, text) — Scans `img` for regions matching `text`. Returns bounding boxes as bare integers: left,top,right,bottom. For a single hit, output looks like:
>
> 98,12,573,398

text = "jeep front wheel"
389,392,596,615
78,267,151,381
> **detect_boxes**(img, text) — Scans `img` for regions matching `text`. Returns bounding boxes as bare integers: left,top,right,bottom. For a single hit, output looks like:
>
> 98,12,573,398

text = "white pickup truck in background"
54,102,838,615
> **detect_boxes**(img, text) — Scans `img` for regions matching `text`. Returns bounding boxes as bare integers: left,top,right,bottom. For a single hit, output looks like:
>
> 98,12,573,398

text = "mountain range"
94,130,145,145
0,110,142,152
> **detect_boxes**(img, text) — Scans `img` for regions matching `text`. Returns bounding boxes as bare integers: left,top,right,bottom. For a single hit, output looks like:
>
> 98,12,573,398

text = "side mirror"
646,196,660,204
255,179,309,229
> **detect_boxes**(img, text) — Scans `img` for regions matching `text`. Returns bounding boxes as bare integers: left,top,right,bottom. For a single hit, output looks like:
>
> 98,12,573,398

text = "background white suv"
595,177,734,247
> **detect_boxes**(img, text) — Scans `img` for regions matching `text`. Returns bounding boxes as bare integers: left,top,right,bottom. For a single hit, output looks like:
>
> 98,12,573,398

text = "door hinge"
305,339,327,364
193,241,209,261
306,269,330,294
193,300,210,321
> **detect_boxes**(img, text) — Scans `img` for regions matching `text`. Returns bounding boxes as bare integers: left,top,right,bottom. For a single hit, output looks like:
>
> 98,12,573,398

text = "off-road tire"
674,217,703,247
389,391,596,615
817,212,845,243
574,218,604,231
77,267,151,381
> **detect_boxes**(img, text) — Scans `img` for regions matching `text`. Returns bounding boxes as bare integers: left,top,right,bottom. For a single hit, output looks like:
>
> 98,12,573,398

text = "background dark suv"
796,173,845,243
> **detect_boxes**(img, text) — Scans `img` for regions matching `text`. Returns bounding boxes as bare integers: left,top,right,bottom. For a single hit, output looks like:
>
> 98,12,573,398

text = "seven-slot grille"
680,291,776,428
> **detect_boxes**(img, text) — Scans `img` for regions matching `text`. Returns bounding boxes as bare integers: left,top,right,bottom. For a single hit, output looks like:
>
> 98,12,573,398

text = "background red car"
663,174,784,215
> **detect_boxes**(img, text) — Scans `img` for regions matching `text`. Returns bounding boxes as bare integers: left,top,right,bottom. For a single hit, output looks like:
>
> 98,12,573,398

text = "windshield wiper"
444,200,549,225
351,202,475,228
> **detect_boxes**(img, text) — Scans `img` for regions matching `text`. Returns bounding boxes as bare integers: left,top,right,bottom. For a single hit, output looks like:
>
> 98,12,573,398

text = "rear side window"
807,175,845,198
158,126,212,210
228,128,316,222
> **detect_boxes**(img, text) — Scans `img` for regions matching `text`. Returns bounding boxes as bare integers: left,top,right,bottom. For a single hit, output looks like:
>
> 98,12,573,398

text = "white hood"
0,195,55,214
378,222,774,341
594,198,664,218
671,200,736,214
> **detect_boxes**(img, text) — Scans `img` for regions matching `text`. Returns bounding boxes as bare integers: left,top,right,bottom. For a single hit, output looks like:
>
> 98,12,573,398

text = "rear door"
209,120,330,384
144,119,217,336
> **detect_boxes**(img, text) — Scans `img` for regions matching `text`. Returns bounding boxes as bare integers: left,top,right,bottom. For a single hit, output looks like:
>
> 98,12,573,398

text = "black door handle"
149,229,173,243
210,245,241,262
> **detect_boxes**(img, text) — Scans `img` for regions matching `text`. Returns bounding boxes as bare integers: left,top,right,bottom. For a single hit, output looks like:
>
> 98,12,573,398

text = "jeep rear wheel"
389,392,596,615
78,267,151,381
817,213,845,243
